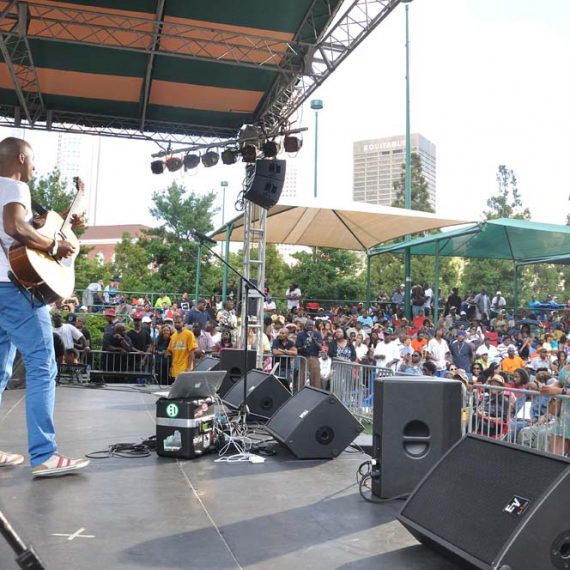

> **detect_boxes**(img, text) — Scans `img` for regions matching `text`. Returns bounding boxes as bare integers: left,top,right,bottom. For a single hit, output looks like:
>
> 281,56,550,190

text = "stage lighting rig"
165,156,183,172
183,153,200,170
240,145,258,163
283,135,302,153
221,149,239,165
150,160,164,174
262,140,280,158
202,151,220,168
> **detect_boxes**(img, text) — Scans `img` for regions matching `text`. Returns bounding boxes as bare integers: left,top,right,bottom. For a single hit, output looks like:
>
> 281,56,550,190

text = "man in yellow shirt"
167,317,198,380
501,345,525,375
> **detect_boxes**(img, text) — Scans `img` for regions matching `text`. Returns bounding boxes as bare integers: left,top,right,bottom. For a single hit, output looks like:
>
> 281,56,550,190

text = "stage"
0,386,460,569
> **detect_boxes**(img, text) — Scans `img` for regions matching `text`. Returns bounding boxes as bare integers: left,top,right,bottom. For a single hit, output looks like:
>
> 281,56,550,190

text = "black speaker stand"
189,231,265,427
0,510,46,569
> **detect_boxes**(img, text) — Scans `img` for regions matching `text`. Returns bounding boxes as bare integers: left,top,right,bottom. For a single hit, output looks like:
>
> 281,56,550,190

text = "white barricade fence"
467,384,569,457
328,359,393,422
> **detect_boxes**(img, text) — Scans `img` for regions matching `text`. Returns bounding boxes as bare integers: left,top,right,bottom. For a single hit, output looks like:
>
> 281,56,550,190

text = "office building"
353,133,436,208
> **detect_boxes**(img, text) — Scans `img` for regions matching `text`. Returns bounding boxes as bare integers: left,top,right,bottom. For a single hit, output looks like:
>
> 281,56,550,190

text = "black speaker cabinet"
398,435,570,570
265,387,364,459
193,356,220,372
372,377,462,499
244,159,286,209
217,349,256,397
223,369,291,419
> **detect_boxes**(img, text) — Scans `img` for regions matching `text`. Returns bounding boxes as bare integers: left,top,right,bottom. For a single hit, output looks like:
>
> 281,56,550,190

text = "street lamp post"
403,0,413,320
220,180,228,225
310,99,323,198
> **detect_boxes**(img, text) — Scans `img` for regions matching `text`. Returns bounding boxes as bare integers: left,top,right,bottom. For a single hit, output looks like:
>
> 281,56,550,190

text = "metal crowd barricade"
88,350,158,384
263,353,309,393
467,384,569,457
329,359,392,422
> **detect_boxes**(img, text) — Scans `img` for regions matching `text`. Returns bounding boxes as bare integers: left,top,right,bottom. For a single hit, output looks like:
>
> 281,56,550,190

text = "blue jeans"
0,283,57,466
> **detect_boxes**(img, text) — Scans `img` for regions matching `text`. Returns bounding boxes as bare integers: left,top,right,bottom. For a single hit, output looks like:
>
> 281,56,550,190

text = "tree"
112,232,153,292
484,165,531,220
289,248,365,304
463,165,533,304
391,152,434,213
29,168,75,215
142,182,219,294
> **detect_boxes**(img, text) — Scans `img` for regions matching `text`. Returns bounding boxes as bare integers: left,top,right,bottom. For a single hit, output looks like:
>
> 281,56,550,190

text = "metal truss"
0,1,313,75
0,2,44,125
0,0,400,146
258,0,401,131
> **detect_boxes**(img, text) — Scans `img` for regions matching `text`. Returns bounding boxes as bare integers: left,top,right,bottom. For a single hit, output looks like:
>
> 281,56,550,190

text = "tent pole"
222,223,232,303
513,262,519,317
194,242,202,302
433,244,440,325
366,253,372,308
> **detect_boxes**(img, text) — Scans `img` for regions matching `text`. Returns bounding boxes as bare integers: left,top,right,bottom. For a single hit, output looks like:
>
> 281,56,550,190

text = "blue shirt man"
450,331,473,370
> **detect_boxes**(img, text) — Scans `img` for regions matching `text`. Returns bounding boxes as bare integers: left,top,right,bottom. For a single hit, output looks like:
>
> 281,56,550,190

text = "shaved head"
0,137,35,182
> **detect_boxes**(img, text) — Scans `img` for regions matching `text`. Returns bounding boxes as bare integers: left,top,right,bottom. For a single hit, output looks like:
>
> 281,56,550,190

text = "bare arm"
4,203,75,257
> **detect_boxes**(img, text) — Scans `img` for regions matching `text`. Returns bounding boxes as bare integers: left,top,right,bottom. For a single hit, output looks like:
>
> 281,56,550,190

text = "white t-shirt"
374,341,400,371
424,287,433,309
0,177,32,282
53,323,84,350
427,337,450,370
286,287,301,310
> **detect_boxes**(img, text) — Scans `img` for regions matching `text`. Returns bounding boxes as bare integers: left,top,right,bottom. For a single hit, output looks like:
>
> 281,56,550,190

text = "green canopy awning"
369,218,570,264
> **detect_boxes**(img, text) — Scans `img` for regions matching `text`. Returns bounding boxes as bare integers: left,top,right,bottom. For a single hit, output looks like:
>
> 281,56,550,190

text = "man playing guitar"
0,136,89,477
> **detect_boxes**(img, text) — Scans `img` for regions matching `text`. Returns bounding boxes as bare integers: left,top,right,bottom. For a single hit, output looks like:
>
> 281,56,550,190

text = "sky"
1,0,569,231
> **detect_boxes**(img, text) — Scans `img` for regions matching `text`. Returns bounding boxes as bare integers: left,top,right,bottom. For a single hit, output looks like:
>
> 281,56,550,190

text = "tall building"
55,132,102,225
353,133,436,208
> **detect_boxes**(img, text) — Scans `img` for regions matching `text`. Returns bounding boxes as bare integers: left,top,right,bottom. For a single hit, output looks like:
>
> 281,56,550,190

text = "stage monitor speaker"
265,387,364,459
398,435,570,570
244,159,286,209
223,369,291,419
217,349,256,398
193,356,220,372
372,377,462,498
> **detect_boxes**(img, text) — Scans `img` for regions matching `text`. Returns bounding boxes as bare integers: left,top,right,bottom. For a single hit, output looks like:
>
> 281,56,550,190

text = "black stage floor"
0,385,460,569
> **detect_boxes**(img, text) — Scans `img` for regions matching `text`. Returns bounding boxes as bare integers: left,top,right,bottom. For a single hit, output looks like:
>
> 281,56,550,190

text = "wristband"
50,239,59,257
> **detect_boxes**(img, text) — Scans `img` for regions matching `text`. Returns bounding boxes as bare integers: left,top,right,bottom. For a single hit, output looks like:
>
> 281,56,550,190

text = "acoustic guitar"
9,176,85,304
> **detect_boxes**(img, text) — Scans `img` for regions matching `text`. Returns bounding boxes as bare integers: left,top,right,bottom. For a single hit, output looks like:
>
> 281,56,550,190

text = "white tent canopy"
211,202,471,251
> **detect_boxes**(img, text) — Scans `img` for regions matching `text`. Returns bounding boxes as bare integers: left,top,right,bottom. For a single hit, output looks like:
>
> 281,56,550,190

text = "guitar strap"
31,199,48,216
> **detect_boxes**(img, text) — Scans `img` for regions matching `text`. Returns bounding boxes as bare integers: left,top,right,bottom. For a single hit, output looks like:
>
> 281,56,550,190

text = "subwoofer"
217,349,256,398
244,159,286,209
265,387,364,459
372,377,462,499
193,356,220,372
223,370,291,419
398,435,570,570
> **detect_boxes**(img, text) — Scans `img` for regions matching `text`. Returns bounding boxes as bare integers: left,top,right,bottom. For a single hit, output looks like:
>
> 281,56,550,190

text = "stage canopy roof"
0,0,401,145
210,202,469,251
369,218,570,264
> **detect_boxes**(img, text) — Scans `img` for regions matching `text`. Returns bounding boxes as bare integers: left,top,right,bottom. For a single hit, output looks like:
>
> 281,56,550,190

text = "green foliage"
391,152,434,213
29,168,75,215
370,254,461,299
484,165,531,220
82,314,107,350
461,257,515,298
113,232,152,292
288,248,365,303
143,182,219,293
75,256,112,292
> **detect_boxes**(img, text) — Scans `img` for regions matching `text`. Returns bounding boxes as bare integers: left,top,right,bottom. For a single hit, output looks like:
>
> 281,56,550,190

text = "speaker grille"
401,436,569,565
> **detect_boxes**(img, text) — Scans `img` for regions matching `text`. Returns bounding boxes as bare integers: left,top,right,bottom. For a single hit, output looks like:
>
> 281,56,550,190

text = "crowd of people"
51,279,570,457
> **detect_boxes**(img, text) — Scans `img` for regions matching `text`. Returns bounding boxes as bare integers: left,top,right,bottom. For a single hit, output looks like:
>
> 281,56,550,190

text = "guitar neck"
60,177,85,234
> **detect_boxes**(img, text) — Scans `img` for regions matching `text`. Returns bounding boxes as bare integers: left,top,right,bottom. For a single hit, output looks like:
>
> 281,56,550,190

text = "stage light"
221,149,238,165
183,153,200,170
201,151,219,168
262,140,279,158
165,156,183,172
150,160,164,174
239,124,261,148
284,136,302,153
241,144,258,163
